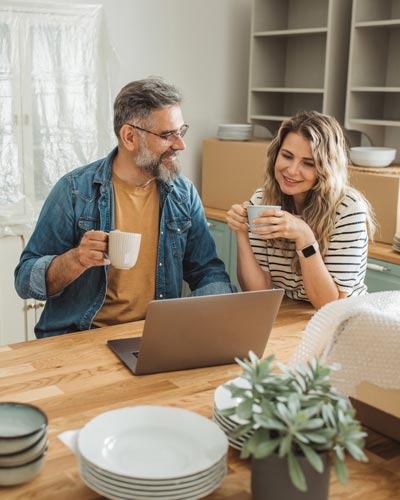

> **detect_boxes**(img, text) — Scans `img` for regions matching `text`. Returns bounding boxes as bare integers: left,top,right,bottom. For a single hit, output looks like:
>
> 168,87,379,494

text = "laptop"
107,288,284,375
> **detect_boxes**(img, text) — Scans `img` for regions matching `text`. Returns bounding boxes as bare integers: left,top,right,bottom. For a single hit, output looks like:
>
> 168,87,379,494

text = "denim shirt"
15,148,235,338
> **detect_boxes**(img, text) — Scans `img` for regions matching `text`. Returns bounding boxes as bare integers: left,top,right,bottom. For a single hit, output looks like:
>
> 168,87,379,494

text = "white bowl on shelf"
350,147,396,168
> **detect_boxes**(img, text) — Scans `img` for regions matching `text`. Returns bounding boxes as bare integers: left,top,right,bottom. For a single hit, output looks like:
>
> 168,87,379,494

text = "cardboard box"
351,382,400,442
349,165,400,244
201,138,270,210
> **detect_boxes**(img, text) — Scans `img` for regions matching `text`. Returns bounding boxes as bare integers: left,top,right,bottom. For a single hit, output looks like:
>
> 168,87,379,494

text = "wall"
22,0,252,189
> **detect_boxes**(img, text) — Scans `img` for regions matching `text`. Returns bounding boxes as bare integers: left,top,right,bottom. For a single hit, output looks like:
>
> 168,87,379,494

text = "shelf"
345,0,400,154
351,87,400,92
355,19,400,28
354,0,400,23
249,0,351,135
253,0,328,32
348,118,400,127
250,115,292,122
250,34,326,91
252,87,324,93
253,27,327,37
250,91,323,119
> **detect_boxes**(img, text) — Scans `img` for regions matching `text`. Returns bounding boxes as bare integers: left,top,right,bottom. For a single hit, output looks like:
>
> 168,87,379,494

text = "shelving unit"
345,0,400,156
248,0,352,135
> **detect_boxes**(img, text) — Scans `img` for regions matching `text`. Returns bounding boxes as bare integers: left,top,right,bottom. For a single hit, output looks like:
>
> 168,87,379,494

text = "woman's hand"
226,202,250,233
250,209,315,249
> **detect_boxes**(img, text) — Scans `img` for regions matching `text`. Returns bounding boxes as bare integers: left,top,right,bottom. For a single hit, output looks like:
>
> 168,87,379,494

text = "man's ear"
119,124,137,152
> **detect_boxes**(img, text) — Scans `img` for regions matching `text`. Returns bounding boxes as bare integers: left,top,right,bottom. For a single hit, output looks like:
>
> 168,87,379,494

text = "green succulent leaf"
334,455,349,484
236,398,253,420
278,434,292,457
298,442,324,473
344,441,368,462
254,414,286,431
254,437,280,459
288,451,307,492
303,432,329,444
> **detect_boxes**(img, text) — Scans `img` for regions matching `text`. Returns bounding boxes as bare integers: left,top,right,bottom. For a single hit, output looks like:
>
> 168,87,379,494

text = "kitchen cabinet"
0,235,44,345
365,258,400,292
345,0,400,155
207,219,241,291
0,236,26,344
248,0,352,135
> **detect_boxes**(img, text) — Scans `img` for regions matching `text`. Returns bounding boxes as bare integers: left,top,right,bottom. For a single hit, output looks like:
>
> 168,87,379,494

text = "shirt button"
177,228,181,232
160,231,164,235
159,294,163,298
159,262,162,266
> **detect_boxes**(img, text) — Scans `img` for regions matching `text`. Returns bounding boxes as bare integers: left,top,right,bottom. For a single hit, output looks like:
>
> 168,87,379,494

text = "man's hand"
45,230,110,296
75,230,110,269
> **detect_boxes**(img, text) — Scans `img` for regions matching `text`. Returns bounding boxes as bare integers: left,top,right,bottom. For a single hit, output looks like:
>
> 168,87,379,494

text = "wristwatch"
296,241,319,258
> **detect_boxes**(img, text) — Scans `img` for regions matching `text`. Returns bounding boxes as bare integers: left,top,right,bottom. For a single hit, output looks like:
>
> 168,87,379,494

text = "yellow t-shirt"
93,174,159,327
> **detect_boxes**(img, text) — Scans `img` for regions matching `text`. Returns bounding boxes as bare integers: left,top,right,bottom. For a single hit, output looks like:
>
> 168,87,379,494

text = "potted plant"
221,352,368,499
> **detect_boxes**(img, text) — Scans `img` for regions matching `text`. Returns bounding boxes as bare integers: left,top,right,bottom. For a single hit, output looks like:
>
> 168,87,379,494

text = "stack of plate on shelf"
0,402,48,486
393,233,400,253
217,123,253,141
213,377,253,451
77,406,228,500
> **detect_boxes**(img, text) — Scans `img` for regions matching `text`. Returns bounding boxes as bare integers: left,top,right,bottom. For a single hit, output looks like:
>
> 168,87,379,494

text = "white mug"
247,205,281,234
108,230,141,269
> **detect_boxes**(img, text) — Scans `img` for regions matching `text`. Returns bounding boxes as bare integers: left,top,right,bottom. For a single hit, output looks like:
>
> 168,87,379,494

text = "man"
15,77,235,338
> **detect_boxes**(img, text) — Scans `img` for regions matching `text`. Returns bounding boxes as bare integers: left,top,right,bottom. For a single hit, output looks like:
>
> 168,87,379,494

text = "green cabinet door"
207,219,241,291
365,258,400,292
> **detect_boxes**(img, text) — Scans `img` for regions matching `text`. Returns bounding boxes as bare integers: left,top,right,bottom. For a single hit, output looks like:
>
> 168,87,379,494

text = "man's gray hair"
113,76,183,138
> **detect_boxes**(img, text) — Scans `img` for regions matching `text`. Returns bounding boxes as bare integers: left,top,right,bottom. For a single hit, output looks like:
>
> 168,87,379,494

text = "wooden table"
0,299,399,499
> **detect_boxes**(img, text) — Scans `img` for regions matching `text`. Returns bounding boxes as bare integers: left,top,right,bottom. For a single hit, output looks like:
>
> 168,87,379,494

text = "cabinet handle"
25,302,45,311
367,263,390,273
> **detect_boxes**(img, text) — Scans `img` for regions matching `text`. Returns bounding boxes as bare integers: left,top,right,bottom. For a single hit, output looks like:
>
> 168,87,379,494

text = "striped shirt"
249,189,369,301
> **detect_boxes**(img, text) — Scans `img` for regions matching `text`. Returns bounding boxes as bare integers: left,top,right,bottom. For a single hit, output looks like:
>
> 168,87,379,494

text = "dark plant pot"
251,452,330,500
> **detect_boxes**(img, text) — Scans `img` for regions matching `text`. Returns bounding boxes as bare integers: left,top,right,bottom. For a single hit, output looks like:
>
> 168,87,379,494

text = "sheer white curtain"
0,1,114,227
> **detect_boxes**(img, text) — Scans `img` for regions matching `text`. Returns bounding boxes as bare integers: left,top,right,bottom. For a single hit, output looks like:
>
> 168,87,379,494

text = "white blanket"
290,291,400,394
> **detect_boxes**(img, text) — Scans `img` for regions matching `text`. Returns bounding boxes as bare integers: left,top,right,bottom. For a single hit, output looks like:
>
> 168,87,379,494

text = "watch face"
302,244,317,258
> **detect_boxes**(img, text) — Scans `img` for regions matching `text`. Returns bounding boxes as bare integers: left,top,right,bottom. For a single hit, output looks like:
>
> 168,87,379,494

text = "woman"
226,111,376,309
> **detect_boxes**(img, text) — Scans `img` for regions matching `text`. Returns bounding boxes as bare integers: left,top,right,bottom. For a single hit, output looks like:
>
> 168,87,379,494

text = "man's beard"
135,143,181,183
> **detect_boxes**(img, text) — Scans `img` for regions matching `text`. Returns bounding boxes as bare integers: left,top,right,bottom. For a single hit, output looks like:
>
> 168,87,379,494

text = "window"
0,1,114,224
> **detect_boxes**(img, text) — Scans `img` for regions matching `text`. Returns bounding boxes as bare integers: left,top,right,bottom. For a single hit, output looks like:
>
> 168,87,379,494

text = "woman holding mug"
226,110,376,309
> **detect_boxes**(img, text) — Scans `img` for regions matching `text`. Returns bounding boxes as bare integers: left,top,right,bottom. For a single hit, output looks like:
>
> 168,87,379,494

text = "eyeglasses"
126,123,189,142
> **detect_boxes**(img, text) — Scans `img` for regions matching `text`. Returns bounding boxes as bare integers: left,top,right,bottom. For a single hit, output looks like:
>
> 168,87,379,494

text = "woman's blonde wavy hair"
262,110,376,273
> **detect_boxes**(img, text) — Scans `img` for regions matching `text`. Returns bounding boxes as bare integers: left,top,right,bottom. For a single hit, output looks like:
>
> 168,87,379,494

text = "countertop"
0,299,399,499
204,207,400,266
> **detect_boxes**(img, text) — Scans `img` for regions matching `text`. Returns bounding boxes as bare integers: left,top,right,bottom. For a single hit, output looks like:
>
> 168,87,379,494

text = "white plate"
80,464,226,500
78,406,227,479
214,377,251,425
80,460,226,496
79,453,226,487
213,410,252,436
212,413,251,450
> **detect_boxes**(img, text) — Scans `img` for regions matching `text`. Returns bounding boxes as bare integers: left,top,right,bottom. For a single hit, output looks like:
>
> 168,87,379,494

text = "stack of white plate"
217,124,253,141
77,406,228,500
213,378,253,450
393,233,400,253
